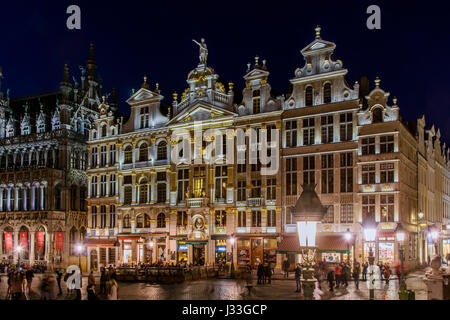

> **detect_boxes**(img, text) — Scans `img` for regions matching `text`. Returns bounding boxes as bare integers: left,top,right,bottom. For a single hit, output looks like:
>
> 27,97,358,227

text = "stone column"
87,175,92,198
96,146,100,167
14,187,19,211
150,171,156,203
30,231,35,265
131,173,137,204
106,174,110,197
40,185,45,210
0,229,3,255
13,230,19,262
106,145,110,167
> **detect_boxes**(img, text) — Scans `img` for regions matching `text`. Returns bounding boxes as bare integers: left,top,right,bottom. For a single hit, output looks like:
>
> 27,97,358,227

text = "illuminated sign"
178,245,188,251
217,246,226,252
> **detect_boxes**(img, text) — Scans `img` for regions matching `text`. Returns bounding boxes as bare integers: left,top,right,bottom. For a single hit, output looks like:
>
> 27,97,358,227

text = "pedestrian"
11,271,25,300
100,267,106,295
55,269,63,296
107,278,119,300
264,263,272,284
88,270,96,288
257,262,264,284
294,263,302,293
87,284,97,300
40,275,51,300
379,263,384,280
362,262,368,281
282,258,290,278
327,269,335,292
342,263,349,288
25,267,34,296
353,261,361,290
384,264,390,285
335,263,342,288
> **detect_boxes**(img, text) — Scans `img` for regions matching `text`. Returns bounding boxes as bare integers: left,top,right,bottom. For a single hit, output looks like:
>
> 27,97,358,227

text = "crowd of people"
0,261,48,274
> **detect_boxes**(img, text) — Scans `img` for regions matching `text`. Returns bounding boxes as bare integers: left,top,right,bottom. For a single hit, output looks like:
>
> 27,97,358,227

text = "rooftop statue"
192,38,208,65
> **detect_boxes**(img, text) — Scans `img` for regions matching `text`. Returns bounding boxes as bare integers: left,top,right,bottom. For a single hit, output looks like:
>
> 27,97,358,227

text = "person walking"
40,275,51,300
362,262,368,281
25,267,34,297
99,267,107,295
88,270,96,287
264,263,272,284
342,263,349,288
282,258,290,278
335,263,342,288
353,261,361,290
87,284,97,300
294,263,302,293
11,271,25,300
384,264,391,285
327,269,335,292
55,269,63,296
257,262,264,284
107,278,119,300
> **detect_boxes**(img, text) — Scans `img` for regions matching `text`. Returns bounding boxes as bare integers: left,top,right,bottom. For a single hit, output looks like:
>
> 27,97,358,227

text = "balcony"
248,197,264,207
176,226,188,235
186,198,206,207
214,226,226,234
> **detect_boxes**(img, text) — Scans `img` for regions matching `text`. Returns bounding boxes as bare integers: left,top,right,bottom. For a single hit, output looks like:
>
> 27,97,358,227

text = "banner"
55,232,64,252
4,232,12,251
36,232,44,252
20,232,28,251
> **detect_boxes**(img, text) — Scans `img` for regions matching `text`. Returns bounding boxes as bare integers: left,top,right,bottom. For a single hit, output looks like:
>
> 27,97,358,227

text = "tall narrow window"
139,143,148,162
323,83,332,103
109,205,116,228
124,186,132,204
251,179,261,198
193,167,205,198
91,176,98,197
215,166,228,200
252,90,261,114
321,154,334,194
237,211,246,227
340,204,353,223
124,146,133,164
380,163,395,183
372,107,383,123
139,179,148,204
266,178,276,200
123,214,130,228
267,210,276,227
340,152,353,192
109,144,116,166
380,195,394,222
100,146,107,166
215,210,227,227
110,174,116,196
285,120,297,147
237,180,246,201
140,106,149,129
157,213,166,228
100,175,107,196
362,195,375,222
302,118,315,145
177,169,189,201
252,210,261,227
91,206,97,228
340,112,353,141
100,205,106,228
303,156,315,185
323,205,334,223
157,182,166,203
362,164,376,184
286,158,297,196
305,86,313,106
321,115,333,143
157,141,167,160
177,211,188,227
91,148,98,168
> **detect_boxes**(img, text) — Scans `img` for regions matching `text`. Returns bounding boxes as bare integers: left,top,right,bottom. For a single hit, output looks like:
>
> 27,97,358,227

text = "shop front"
177,240,188,263
185,240,207,265
237,236,278,269
215,240,227,265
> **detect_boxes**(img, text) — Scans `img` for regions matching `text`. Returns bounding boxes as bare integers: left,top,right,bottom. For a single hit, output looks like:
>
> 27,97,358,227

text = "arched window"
101,125,107,137
139,178,148,204
157,141,167,160
30,151,37,167
305,86,313,107
123,214,131,228
9,188,15,211
157,212,166,228
372,107,383,123
19,226,29,259
124,146,133,164
23,152,29,168
139,143,148,162
323,83,332,104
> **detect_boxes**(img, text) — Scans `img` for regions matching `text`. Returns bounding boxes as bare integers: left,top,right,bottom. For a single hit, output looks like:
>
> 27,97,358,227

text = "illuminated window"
362,164,375,184
286,158,297,196
215,210,226,227
380,195,394,222
321,154,334,194
380,163,394,183
340,152,353,192
362,195,375,222
285,120,297,147
302,118,315,145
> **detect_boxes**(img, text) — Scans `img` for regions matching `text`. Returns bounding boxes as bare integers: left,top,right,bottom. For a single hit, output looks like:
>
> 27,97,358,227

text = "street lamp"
364,224,377,300
230,236,235,278
396,225,407,293
76,243,84,271
345,229,352,264
16,246,22,268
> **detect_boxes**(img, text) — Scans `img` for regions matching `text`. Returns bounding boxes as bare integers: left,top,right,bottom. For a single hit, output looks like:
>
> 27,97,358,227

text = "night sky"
0,0,449,143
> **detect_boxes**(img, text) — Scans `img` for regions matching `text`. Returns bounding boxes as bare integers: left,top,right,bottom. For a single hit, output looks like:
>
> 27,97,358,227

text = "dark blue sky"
1,0,449,142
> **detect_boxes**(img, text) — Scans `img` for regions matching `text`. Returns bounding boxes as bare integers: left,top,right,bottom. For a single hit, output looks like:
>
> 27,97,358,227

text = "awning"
277,235,349,253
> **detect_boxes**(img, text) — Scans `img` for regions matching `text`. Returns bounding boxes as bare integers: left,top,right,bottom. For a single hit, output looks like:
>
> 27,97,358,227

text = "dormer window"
372,107,383,123
140,106,149,129
6,127,14,138
21,126,30,135
52,120,61,130
252,90,261,114
37,124,45,133
101,124,107,137
323,83,332,104
305,86,313,107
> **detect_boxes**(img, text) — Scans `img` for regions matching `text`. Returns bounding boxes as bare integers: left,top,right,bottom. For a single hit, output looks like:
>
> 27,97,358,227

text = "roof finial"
255,55,259,66
131,88,135,95
155,82,159,91
173,92,178,102
393,97,398,106
102,95,106,104
315,25,321,39
168,107,171,119
247,62,251,72
141,75,150,89
375,76,381,88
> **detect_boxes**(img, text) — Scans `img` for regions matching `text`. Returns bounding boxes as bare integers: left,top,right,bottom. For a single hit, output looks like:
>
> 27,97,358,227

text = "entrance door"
90,250,98,271
193,245,205,265
251,239,263,268
123,249,132,264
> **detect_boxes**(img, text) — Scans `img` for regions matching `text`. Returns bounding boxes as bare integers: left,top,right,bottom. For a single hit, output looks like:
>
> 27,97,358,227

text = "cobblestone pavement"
0,271,427,300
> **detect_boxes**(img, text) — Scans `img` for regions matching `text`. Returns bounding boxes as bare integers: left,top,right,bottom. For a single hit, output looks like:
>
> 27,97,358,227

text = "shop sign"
217,246,226,252
178,245,188,251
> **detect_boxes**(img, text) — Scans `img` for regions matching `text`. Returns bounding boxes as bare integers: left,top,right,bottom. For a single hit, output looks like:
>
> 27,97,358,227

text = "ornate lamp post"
292,184,326,300
230,236,235,278
345,229,352,264
364,223,377,300
396,225,407,295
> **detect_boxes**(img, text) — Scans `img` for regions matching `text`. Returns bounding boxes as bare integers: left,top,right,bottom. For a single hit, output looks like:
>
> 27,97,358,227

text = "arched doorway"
35,226,46,261
18,226,30,261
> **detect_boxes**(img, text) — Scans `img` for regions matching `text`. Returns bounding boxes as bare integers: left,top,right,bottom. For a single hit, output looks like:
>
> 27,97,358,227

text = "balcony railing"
248,197,264,207
186,198,206,207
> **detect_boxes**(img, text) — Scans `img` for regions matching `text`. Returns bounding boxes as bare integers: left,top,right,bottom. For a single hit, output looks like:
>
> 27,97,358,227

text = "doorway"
90,250,98,271
193,245,205,265
251,239,263,268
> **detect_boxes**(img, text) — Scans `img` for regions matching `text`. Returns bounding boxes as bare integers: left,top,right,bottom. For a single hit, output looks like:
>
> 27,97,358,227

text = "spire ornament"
192,38,208,65
375,77,381,88
315,25,321,39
